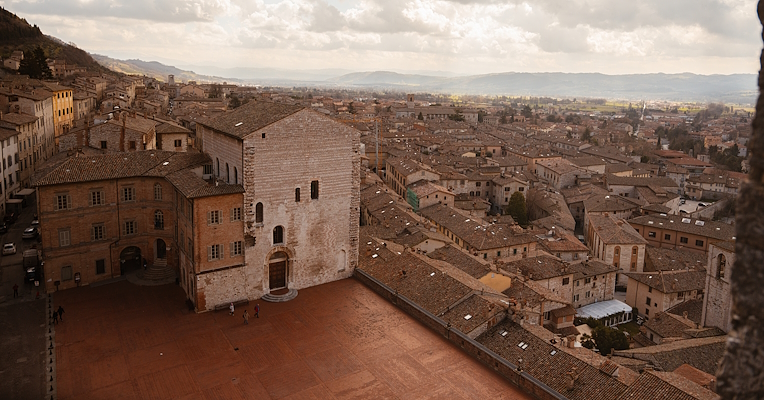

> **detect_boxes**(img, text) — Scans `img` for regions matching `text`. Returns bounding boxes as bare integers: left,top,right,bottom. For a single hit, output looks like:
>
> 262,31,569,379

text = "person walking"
243,310,249,325
12,283,18,298
57,306,65,322
229,302,235,316
254,304,260,318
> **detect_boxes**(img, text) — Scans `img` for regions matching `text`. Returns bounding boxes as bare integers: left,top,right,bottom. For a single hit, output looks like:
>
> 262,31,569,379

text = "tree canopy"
505,191,528,226
18,46,52,80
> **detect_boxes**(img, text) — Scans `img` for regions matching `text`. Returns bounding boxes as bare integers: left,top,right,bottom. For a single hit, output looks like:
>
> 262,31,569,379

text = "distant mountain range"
88,56,757,103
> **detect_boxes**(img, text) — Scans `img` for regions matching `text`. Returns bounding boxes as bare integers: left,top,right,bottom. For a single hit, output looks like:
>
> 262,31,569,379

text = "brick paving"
53,278,531,400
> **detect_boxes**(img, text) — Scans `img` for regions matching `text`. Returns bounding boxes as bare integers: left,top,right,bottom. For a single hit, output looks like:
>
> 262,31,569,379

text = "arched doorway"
268,252,288,290
120,246,142,274
156,239,166,259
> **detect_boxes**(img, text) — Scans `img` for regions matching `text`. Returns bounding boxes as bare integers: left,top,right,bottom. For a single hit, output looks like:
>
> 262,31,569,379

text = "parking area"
678,199,714,214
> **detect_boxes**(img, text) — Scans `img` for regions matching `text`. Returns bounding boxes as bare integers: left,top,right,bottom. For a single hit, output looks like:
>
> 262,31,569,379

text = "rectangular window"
207,210,221,225
203,164,213,175
230,207,242,221
129,141,136,150
645,308,650,316
585,291,591,298
59,229,71,247
96,259,105,275
174,139,182,147
646,297,651,306
311,180,319,199
61,266,72,281
100,141,107,149
664,234,671,240
648,287,653,293
121,187,135,202
695,239,704,247
573,294,579,302
295,188,300,202
562,277,570,285
91,224,105,241
648,231,656,238
154,185,162,200
476,182,481,187
55,194,71,210
89,190,104,206
231,241,242,256
680,237,689,244
123,221,136,235
585,277,592,284
208,244,223,260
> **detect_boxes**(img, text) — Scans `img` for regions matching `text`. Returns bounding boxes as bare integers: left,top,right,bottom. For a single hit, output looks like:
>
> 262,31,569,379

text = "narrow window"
95,259,105,275
231,207,242,221
226,163,230,183
255,202,263,223
154,184,162,200
123,221,136,235
174,139,182,147
56,194,71,210
295,188,300,202
273,226,284,244
91,224,105,241
129,141,136,150
234,167,238,184
231,241,243,256
207,210,221,225
311,180,319,199
100,141,107,149
155,211,164,229
59,229,71,247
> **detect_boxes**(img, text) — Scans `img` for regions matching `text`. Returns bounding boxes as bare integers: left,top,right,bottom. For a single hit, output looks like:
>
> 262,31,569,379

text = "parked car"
22,226,38,239
30,219,39,226
0,223,7,234
3,242,16,255
679,199,686,205
3,212,16,225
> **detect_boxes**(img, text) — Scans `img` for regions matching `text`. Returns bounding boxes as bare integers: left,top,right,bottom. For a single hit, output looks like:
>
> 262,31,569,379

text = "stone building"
701,240,734,333
196,100,360,301
32,151,243,296
585,213,647,287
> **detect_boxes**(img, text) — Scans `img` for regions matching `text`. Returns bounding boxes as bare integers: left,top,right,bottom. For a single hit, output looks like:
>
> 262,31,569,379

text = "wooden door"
269,261,287,289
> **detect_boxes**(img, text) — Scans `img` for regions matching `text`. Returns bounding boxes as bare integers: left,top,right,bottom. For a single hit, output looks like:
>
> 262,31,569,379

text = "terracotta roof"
440,294,502,334
616,370,719,400
196,100,303,139
501,256,571,280
427,244,490,279
643,312,696,339
1,112,38,125
588,214,647,245
478,320,629,400
624,270,706,294
645,247,707,272
666,299,704,325
165,169,244,199
628,214,736,242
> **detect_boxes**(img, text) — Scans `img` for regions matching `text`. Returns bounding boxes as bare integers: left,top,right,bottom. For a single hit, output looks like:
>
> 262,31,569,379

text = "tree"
208,84,222,99
521,105,533,119
229,95,241,109
505,192,528,226
418,112,424,120
500,114,507,124
582,127,591,142
448,112,465,122
18,46,52,80
347,102,355,114
591,325,629,356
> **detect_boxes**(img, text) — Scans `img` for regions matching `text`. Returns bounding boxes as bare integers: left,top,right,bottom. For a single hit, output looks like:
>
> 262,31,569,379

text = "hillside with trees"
0,6,110,74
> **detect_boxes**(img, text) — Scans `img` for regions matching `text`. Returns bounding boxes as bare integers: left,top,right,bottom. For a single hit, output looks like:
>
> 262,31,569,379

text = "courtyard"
52,277,531,399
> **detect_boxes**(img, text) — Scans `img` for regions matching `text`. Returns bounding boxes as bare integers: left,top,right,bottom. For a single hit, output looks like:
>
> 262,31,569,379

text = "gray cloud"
2,0,228,23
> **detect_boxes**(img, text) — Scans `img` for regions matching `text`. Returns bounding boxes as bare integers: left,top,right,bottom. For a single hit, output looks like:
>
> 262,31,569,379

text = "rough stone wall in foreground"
716,3,764,398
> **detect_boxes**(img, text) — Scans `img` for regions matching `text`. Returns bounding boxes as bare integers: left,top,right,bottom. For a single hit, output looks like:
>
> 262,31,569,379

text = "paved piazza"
53,277,531,399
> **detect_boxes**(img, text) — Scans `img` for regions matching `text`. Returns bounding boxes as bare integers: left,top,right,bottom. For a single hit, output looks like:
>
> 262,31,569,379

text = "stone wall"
198,125,243,184
240,109,360,299
702,244,733,333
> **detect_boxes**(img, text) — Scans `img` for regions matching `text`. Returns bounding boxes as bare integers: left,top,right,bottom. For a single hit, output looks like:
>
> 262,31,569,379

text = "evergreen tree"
505,192,528,226
18,46,52,79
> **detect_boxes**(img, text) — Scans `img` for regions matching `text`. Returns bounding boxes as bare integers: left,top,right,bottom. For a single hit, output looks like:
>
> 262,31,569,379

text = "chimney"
683,311,689,320
120,117,126,152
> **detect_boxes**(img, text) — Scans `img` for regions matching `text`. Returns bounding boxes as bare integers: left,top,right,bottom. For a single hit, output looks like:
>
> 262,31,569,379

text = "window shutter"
230,242,234,256
207,211,211,225
207,245,212,261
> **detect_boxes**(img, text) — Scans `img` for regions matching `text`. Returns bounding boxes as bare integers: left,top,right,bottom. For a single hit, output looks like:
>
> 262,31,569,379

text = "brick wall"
198,125,243,184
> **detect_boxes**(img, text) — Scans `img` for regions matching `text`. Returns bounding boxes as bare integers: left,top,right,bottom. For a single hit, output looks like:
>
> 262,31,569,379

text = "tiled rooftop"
197,100,303,139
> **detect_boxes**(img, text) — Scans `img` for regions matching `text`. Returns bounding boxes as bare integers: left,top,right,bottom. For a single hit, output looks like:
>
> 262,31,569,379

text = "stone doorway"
268,252,288,290
156,239,166,259
120,246,142,274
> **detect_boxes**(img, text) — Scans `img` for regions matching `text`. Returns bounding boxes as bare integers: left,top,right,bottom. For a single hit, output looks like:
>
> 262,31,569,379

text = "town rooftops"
613,336,727,376
428,244,490,279
589,214,647,245
196,100,303,139
419,203,537,250
32,151,208,186
623,269,706,294
536,158,584,175
1,112,38,125
605,174,678,189
500,256,571,280
617,370,719,400
645,247,707,272
165,169,244,199
628,214,736,242
584,194,640,213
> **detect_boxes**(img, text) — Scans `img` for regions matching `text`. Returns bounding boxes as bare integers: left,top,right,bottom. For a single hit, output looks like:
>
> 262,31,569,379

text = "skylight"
234,122,243,127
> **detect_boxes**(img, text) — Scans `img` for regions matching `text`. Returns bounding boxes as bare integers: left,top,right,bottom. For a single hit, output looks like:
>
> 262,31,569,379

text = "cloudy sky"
1,0,760,75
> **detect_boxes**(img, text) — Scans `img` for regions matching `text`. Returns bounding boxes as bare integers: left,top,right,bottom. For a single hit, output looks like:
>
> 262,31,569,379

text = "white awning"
576,299,632,320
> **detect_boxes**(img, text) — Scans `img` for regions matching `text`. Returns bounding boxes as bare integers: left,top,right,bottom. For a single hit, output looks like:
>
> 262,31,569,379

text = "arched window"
255,202,263,223
613,246,620,268
631,246,639,271
717,253,726,279
234,167,238,184
273,226,284,245
154,183,162,200
154,210,164,229
226,163,230,183
216,158,220,176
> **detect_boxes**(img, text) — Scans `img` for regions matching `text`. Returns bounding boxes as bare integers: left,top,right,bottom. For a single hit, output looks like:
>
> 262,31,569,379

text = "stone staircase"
261,289,298,302
139,258,176,281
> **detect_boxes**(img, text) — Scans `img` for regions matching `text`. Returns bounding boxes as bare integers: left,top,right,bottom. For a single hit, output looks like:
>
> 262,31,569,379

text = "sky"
1,0,761,76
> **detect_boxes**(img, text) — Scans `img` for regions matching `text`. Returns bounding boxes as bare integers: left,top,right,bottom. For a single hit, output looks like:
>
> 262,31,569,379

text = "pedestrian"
254,304,260,318
143,257,147,270
13,283,18,298
229,302,235,316
243,310,249,325
57,306,65,322
52,311,58,324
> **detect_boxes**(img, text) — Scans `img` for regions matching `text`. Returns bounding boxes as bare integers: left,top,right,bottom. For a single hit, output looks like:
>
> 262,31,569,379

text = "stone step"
140,264,176,281
260,289,298,303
